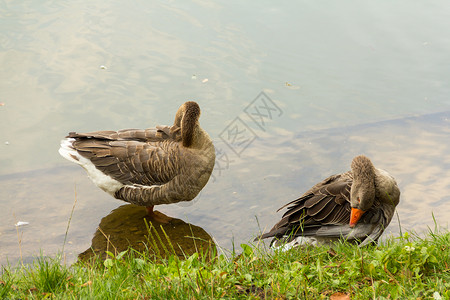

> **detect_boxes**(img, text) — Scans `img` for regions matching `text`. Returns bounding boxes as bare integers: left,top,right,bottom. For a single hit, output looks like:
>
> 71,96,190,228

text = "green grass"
1,228,449,299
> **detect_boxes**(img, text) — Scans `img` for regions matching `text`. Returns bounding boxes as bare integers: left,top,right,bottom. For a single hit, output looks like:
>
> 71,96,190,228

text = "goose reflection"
78,204,215,261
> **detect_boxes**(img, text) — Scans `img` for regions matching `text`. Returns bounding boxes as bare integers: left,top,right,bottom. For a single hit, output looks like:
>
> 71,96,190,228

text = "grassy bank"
1,229,449,299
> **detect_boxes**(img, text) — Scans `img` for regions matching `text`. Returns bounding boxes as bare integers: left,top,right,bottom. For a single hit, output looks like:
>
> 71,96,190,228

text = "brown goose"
256,155,400,248
59,101,215,222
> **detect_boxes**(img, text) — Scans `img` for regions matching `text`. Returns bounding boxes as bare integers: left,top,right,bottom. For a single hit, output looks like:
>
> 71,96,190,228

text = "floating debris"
285,82,300,90
99,65,107,70
5,141,9,145
191,74,197,80
202,78,208,83
0,102,5,106
15,221,29,227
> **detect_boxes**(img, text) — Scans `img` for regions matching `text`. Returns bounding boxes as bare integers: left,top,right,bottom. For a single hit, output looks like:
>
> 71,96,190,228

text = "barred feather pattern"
256,156,400,247
59,102,215,207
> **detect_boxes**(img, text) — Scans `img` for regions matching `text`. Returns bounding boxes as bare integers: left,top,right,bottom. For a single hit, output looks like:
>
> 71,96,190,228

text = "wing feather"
257,172,353,241
70,126,183,186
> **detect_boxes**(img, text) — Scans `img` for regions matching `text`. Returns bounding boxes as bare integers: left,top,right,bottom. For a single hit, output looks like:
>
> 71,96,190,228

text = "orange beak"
349,207,365,227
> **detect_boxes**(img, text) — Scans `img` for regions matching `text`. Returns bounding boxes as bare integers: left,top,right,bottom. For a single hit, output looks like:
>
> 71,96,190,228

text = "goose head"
173,101,202,147
349,155,376,227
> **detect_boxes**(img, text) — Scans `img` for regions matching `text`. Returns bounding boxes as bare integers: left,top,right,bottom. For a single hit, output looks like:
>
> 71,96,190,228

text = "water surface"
1,1,450,265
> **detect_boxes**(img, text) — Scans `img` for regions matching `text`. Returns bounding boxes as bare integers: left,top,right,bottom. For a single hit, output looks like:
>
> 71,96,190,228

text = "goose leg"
146,206,172,224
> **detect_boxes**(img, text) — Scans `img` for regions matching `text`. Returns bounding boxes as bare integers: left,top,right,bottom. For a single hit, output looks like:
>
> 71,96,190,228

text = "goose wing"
67,126,182,186
300,202,391,246
68,125,181,143
257,173,353,240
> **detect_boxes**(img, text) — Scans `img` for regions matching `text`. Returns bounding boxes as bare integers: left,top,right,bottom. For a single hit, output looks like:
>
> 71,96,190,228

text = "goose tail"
58,137,123,196
58,137,82,164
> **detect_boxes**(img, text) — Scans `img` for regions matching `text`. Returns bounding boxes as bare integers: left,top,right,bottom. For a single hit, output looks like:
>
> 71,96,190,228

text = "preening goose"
59,101,215,222
256,155,400,248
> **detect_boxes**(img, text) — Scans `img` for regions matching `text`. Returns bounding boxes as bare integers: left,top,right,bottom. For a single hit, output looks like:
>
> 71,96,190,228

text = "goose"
59,101,215,222
256,155,400,248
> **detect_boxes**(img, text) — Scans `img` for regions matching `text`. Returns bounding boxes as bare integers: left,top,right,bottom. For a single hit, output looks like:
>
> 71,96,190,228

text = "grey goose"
256,155,400,248
59,101,215,222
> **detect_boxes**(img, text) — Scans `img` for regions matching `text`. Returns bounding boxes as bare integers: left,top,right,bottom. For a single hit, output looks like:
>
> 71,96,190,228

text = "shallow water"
78,204,215,262
1,1,450,265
